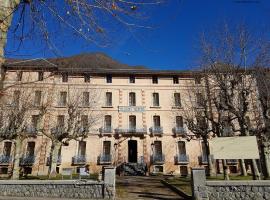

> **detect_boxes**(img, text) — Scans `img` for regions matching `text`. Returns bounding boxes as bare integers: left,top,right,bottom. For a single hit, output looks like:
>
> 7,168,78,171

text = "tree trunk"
251,159,261,180
263,145,270,179
239,159,247,176
204,138,215,176
222,159,230,180
48,142,61,178
11,138,22,180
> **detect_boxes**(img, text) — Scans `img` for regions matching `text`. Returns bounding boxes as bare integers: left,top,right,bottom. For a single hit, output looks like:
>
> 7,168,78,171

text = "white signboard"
210,136,259,159
118,106,145,112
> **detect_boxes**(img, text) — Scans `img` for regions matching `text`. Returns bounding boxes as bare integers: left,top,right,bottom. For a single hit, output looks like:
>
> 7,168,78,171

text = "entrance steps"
118,162,147,176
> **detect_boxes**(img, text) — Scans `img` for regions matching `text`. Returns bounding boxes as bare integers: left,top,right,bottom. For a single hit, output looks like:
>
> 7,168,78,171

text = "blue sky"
5,0,270,70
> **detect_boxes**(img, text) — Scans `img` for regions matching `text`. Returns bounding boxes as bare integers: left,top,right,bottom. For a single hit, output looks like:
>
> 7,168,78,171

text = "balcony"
46,156,62,166
99,127,113,135
25,125,38,135
174,154,189,165
51,126,65,134
198,155,214,165
97,154,112,165
172,127,187,136
72,155,86,165
226,159,238,165
20,155,35,166
0,155,12,165
151,154,165,165
115,127,147,135
150,126,163,135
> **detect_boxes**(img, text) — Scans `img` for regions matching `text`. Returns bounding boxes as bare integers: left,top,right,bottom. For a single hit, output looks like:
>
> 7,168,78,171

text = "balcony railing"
115,127,147,135
172,127,187,135
97,154,112,165
72,155,86,165
0,155,12,165
25,125,38,135
20,155,35,166
51,127,65,134
46,156,62,166
151,154,165,164
99,127,113,134
198,155,214,165
150,126,163,135
226,159,238,165
174,154,189,165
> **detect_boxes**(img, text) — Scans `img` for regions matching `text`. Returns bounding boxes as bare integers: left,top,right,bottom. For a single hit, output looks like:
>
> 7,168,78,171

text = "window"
106,75,112,83
176,116,183,127
105,92,112,106
152,93,159,106
178,141,186,155
154,141,162,155
174,93,181,107
62,73,68,82
129,115,136,129
195,77,201,84
81,115,88,128
129,92,136,106
103,141,111,155
152,76,158,84
59,91,67,106
26,142,35,156
104,115,112,129
153,116,161,127
129,75,135,83
32,115,39,128
34,91,42,106
196,93,204,107
13,90,20,106
84,74,90,83
82,92,89,107
173,76,179,84
78,141,86,156
57,115,65,127
38,72,44,81
3,142,12,157
17,71,22,81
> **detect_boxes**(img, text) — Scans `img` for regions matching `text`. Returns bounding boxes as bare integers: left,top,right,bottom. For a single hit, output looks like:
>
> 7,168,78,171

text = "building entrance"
128,140,137,163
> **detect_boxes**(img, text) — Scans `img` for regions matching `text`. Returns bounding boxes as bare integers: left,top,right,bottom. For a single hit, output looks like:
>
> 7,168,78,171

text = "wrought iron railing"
46,156,62,166
198,155,214,165
25,125,38,135
172,127,187,135
99,127,113,134
151,154,165,164
51,126,65,134
20,155,35,166
150,126,163,134
174,154,189,164
115,127,147,134
0,155,12,165
98,154,112,164
72,155,86,165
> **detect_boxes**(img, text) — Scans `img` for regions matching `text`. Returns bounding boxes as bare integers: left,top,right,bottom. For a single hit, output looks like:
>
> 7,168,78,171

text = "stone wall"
192,168,270,200
0,180,113,199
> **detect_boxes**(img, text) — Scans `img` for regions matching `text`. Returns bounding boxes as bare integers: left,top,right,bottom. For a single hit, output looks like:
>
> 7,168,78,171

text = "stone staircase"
118,162,147,176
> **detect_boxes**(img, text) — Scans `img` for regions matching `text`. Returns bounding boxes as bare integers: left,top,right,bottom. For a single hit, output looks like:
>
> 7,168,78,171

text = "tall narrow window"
153,93,159,106
176,116,183,127
59,91,67,106
26,142,35,156
106,75,112,83
104,115,112,129
57,115,65,127
103,141,111,155
13,90,20,106
17,71,22,81
178,141,186,155
38,72,44,81
152,76,158,84
129,115,136,129
129,92,136,106
78,141,86,156
34,91,42,106
129,75,135,83
196,93,204,107
173,76,179,84
174,93,181,107
154,141,162,155
195,77,201,84
62,73,68,82
32,115,39,129
105,92,112,106
84,74,90,83
3,142,12,157
82,92,90,107
153,116,161,127
81,115,88,128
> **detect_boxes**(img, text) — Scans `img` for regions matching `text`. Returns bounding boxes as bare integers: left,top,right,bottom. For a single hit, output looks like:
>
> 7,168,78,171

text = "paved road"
116,176,186,200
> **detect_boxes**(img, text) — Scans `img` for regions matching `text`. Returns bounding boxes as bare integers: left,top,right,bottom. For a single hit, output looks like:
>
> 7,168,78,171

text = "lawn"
165,174,253,196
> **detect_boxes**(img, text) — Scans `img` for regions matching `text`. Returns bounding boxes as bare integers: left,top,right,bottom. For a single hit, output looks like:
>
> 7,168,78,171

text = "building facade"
0,55,241,177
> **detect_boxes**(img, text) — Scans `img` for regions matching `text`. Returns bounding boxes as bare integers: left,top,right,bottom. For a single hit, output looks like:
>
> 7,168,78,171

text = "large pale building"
0,54,240,177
